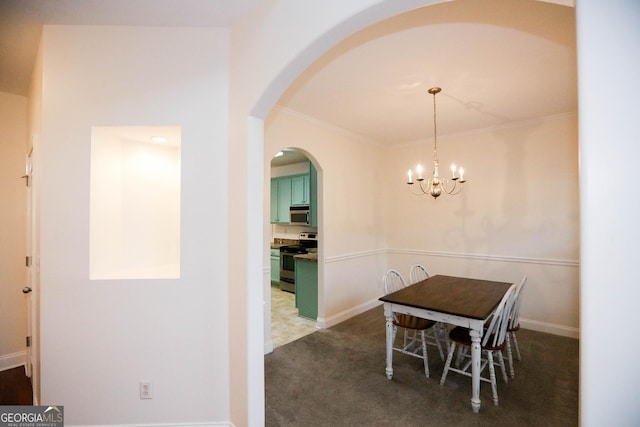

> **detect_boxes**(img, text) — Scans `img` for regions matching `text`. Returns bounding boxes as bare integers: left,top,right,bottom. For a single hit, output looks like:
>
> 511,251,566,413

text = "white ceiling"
1,0,577,161
276,0,577,146
0,0,265,95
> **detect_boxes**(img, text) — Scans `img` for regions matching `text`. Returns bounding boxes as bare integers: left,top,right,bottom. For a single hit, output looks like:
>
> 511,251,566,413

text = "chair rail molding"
389,248,579,268
325,248,386,264
320,248,578,267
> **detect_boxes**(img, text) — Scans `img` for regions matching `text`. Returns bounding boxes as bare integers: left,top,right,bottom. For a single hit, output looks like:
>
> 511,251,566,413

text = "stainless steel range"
279,232,318,293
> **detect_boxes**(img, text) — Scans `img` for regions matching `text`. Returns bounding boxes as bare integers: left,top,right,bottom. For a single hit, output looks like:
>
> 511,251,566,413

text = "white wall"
386,114,580,336
387,115,579,259
577,0,640,425
0,91,28,370
37,26,230,425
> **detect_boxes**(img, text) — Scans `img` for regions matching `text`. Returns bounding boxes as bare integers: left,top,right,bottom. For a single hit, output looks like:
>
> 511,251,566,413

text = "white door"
24,142,40,404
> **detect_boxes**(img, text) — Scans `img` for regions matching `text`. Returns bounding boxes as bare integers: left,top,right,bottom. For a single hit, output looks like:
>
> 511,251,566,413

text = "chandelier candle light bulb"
407,87,467,198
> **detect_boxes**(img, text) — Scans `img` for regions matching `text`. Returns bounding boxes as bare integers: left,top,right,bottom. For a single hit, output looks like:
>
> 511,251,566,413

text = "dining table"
379,274,513,413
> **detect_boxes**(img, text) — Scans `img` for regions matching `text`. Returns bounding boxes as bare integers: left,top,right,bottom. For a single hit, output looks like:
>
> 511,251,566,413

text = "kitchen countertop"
270,238,299,249
294,253,318,262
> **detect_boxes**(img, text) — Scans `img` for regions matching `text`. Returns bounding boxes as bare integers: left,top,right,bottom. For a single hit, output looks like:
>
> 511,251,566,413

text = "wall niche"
90,126,181,280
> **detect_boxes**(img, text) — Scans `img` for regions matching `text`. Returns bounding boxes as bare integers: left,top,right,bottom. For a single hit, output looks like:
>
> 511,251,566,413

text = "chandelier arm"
408,181,428,195
419,179,433,195
442,178,454,195
442,179,464,195
451,186,464,195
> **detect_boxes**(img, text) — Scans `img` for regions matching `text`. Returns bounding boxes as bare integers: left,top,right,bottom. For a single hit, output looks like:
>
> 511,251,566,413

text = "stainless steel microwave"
289,206,310,225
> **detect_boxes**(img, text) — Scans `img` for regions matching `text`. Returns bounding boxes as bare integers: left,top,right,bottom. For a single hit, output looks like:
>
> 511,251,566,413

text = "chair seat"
507,323,520,333
449,326,506,351
394,314,436,330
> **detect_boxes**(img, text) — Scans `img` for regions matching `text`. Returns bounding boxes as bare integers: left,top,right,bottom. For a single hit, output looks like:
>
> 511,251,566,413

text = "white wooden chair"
409,263,449,351
505,275,527,378
383,269,443,377
409,263,431,284
439,283,518,406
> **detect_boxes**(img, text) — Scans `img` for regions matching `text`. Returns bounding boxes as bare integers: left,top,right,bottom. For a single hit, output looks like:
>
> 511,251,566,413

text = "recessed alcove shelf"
90,126,181,280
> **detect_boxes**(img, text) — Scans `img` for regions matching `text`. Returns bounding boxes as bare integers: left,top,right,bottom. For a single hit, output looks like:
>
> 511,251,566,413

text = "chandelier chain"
432,89,438,162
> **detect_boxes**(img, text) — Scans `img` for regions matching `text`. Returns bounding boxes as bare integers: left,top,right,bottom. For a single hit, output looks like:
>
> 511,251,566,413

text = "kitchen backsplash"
272,223,318,241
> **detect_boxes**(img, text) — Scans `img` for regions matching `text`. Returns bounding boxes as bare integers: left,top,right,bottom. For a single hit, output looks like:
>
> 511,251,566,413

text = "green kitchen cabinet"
270,179,278,223
295,257,317,320
270,164,316,225
270,176,292,224
270,248,280,283
309,162,318,227
290,174,310,206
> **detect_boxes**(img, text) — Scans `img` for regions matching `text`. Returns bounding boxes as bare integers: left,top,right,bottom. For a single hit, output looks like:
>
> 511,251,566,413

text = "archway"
243,1,575,423
265,146,323,351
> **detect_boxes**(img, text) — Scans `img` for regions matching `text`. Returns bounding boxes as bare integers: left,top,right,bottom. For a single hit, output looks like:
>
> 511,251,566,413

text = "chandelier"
407,87,466,199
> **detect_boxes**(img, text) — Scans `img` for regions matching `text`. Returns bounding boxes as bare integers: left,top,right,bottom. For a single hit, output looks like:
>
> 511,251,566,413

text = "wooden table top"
379,275,513,320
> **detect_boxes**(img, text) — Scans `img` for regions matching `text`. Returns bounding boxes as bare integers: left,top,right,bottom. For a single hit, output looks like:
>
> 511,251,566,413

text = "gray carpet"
265,305,578,426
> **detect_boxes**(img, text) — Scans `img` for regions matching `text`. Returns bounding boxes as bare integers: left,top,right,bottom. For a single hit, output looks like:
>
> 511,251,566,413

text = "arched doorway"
267,147,321,350
243,1,576,423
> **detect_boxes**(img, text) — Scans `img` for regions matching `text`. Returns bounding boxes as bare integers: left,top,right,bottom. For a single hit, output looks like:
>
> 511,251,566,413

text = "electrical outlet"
140,381,152,399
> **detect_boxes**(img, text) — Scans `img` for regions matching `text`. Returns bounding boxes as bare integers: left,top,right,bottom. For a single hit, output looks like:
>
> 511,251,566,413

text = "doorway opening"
269,148,320,348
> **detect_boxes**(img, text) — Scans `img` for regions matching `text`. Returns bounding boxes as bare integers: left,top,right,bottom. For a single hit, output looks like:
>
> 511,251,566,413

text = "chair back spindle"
509,275,527,330
383,269,406,294
483,284,518,349
409,264,431,284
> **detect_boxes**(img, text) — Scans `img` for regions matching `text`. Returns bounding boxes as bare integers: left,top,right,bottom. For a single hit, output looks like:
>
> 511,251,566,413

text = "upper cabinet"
291,174,310,206
309,162,318,227
271,176,292,224
271,161,318,226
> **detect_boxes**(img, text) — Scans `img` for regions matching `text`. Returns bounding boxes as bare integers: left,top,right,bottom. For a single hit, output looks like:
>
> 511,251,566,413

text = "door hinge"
26,256,32,267
26,336,31,347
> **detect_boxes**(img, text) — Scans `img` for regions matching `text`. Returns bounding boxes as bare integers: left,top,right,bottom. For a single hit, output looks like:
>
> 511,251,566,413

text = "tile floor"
271,284,318,348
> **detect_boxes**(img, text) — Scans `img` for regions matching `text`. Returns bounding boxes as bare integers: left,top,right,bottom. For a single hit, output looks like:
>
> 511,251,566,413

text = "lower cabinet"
270,249,280,283
294,258,317,320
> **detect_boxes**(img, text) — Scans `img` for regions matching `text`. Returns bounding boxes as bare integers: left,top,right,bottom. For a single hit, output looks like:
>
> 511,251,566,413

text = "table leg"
470,328,482,412
384,305,394,380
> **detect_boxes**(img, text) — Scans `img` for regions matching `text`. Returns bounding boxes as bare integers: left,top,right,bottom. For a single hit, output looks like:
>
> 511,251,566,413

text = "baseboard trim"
520,318,579,339
317,298,382,329
264,339,274,354
0,351,26,372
